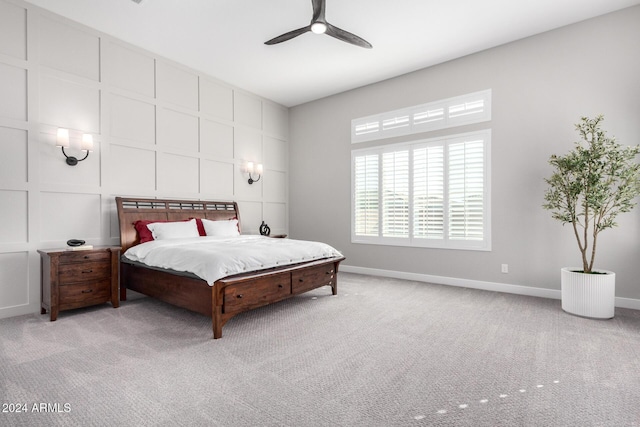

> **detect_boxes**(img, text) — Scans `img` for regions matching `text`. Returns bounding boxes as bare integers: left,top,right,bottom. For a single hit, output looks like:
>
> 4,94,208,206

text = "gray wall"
0,0,289,319
289,6,640,301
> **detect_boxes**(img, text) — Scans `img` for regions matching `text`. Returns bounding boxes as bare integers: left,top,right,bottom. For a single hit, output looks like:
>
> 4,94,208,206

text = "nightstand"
38,246,121,321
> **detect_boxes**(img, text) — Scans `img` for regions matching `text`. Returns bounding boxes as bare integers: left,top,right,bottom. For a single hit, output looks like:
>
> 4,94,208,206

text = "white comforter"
123,235,342,286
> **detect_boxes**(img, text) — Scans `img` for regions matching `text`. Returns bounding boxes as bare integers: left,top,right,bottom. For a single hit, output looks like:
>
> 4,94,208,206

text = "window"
351,130,491,250
351,90,491,144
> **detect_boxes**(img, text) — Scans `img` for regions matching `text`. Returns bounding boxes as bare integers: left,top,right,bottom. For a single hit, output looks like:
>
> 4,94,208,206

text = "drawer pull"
81,289,93,294
299,278,304,282
278,284,283,288
82,269,93,274
237,294,243,299
83,255,90,259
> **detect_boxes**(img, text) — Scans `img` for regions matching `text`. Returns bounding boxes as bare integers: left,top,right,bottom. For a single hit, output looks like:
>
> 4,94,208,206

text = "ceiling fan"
265,0,372,49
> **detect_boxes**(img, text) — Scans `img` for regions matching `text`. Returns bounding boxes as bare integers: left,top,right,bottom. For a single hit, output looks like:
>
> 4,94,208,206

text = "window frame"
351,129,491,251
351,89,492,144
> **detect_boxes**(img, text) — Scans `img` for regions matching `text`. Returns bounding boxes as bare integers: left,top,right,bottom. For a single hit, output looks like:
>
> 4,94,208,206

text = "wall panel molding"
0,0,289,320
0,0,27,61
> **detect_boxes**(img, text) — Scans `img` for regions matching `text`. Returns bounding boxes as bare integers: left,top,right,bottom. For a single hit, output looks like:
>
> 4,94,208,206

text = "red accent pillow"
191,218,206,236
134,218,205,243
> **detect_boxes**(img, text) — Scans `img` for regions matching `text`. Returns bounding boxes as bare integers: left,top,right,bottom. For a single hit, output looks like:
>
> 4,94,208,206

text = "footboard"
121,256,344,339
213,257,343,338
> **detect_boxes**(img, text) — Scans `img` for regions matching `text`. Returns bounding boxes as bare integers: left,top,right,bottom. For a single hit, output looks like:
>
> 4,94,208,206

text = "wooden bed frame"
116,197,345,339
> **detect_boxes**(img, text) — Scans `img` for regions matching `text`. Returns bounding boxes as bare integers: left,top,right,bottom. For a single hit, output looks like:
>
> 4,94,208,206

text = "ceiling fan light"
311,22,327,34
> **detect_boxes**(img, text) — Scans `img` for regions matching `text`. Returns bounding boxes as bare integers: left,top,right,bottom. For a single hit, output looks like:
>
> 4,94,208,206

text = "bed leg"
119,264,127,301
213,306,223,339
331,262,339,295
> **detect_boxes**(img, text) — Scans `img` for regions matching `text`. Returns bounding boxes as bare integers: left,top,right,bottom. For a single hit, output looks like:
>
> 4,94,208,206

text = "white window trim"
351,89,492,144
351,130,491,251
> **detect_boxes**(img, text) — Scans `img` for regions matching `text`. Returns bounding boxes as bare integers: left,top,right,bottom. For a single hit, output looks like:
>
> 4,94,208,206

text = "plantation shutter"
352,90,491,144
354,154,379,236
382,150,409,237
448,138,484,240
352,129,490,250
413,144,444,239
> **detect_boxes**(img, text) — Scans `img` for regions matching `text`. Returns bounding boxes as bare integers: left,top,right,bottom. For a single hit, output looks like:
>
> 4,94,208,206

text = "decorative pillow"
146,218,200,240
202,218,240,237
190,218,206,236
134,220,162,243
135,219,205,243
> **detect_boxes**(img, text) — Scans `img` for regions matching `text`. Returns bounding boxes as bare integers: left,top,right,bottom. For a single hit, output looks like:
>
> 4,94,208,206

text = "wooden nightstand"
38,246,121,321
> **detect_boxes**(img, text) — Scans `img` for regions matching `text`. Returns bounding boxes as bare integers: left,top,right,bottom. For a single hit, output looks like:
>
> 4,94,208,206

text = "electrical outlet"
501,264,509,274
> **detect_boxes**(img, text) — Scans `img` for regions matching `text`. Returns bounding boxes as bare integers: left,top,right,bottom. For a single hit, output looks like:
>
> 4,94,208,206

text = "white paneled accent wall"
0,0,289,319
0,63,27,121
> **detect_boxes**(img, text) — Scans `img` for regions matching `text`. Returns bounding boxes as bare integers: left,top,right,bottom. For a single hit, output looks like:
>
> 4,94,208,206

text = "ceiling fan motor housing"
265,0,372,48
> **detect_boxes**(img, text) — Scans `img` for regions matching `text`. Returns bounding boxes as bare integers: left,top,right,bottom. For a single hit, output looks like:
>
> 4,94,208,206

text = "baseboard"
615,296,640,310
340,265,640,311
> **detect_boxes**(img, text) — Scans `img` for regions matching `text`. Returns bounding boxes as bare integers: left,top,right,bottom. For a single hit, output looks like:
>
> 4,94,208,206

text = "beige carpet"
2,272,640,426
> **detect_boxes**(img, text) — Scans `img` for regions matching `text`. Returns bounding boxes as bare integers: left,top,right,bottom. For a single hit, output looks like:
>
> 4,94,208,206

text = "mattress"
122,235,343,285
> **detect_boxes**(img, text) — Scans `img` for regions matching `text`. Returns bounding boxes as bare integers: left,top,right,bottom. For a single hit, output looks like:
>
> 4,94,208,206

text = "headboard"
116,197,240,253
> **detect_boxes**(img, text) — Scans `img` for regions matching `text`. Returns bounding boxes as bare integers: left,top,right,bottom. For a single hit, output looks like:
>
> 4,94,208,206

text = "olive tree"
543,115,640,273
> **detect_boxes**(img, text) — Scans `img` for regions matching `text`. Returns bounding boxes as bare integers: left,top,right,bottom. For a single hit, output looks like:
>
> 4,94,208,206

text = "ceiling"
23,0,640,107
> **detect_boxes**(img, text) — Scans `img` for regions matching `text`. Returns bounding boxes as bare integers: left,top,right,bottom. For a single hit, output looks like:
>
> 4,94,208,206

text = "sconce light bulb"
56,128,70,148
81,134,94,152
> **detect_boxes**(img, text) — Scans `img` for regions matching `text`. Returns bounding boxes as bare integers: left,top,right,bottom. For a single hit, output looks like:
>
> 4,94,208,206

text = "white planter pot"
561,267,615,319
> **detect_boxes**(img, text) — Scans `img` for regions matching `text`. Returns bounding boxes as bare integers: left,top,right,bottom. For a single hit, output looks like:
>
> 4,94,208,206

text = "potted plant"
543,115,640,318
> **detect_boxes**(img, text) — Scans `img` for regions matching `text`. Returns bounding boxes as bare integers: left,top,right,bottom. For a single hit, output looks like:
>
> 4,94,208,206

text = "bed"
116,197,345,339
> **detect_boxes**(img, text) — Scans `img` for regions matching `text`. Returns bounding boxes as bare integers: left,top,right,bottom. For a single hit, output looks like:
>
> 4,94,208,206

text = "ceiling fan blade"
265,26,311,45
326,23,372,49
312,0,326,22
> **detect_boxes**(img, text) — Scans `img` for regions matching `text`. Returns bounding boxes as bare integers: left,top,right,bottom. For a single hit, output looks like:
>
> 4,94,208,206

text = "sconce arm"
61,147,90,166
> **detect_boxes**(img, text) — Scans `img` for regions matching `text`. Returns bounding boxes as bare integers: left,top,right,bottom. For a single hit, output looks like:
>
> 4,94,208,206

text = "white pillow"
146,218,200,240
202,218,240,237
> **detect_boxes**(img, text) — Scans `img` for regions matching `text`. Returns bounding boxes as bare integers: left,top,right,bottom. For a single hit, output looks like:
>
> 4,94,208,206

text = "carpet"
1,272,640,426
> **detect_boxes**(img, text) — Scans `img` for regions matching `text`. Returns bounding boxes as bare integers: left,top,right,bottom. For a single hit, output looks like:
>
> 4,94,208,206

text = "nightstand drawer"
59,279,111,309
59,261,110,283
59,250,111,264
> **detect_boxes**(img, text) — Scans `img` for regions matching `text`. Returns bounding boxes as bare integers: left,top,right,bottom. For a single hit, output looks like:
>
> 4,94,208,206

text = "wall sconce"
246,161,263,184
56,128,93,166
